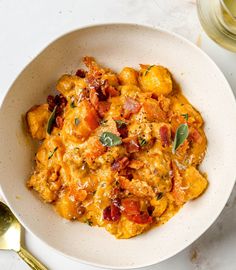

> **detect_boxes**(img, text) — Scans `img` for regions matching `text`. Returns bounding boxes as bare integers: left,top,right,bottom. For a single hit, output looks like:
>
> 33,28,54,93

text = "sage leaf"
139,137,147,147
100,132,122,147
47,106,57,134
75,118,80,126
172,123,189,154
181,113,189,121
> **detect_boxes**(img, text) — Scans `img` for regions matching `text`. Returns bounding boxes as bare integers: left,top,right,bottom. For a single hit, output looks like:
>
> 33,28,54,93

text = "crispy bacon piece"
111,157,129,172
110,198,121,221
47,95,56,111
123,97,141,119
118,126,128,138
114,118,128,138
121,198,140,215
103,206,112,221
159,125,170,147
102,81,119,97
121,198,152,224
189,128,203,144
55,115,64,129
75,69,86,78
127,212,152,224
103,199,121,221
123,136,140,153
47,94,67,130
97,101,111,118
89,89,99,109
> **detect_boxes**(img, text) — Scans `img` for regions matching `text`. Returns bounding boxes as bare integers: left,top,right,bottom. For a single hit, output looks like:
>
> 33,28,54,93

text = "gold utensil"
0,201,48,270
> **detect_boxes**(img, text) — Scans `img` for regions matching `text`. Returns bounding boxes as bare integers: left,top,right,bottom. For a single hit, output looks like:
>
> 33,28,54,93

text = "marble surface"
0,0,236,269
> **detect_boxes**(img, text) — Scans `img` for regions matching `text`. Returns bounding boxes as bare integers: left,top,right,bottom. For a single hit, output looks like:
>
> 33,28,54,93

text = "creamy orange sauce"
26,57,208,239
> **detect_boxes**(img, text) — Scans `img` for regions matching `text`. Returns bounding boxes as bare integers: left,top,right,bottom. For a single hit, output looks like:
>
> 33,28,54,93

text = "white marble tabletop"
0,0,236,269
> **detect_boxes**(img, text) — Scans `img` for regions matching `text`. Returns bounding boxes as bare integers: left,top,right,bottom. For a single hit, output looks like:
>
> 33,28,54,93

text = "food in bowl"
26,56,208,239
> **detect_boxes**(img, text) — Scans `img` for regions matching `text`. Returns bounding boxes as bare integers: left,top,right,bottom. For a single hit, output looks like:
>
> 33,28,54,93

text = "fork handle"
17,246,48,270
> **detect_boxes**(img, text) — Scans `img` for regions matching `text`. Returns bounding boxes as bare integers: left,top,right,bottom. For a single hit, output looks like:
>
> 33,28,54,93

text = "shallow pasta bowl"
0,23,236,269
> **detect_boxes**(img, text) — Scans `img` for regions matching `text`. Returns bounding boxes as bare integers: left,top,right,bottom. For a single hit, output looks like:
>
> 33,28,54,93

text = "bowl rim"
1,22,236,269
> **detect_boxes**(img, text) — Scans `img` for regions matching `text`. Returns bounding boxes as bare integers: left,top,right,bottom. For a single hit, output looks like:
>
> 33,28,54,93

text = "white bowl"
0,23,236,269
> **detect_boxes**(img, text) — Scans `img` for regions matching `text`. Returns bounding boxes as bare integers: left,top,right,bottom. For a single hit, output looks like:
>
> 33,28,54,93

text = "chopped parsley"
48,147,58,160
139,137,147,147
144,65,155,76
74,118,80,126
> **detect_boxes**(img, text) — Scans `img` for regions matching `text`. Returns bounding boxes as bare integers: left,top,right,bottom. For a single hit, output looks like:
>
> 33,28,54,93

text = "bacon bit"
160,125,170,147
103,206,112,221
147,205,155,215
127,212,152,224
87,73,102,91
103,199,121,221
47,94,67,113
100,80,119,98
120,170,133,181
121,198,140,215
118,126,128,138
55,94,67,109
114,118,128,138
55,116,64,129
123,136,140,153
111,157,129,172
89,89,99,109
84,106,99,130
123,97,141,119
104,85,119,97
121,197,152,224
110,198,121,221
97,101,111,118
77,205,86,216
128,160,144,170
75,69,86,78
47,95,56,111
189,129,203,144
151,93,158,100
110,187,120,199
83,56,98,70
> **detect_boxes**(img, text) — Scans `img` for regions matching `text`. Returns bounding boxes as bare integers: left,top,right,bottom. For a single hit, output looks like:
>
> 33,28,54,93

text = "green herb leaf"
115,119,127,128
156,192,163,200
85,219,93,226
70,101,76,108
74,118,80,126
181,113,189,121
47,106,57,134
172,123,189,154
144,65,155,76
100,119,108,126
99,132,122,147
48,147,58,160
139,137,147,147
